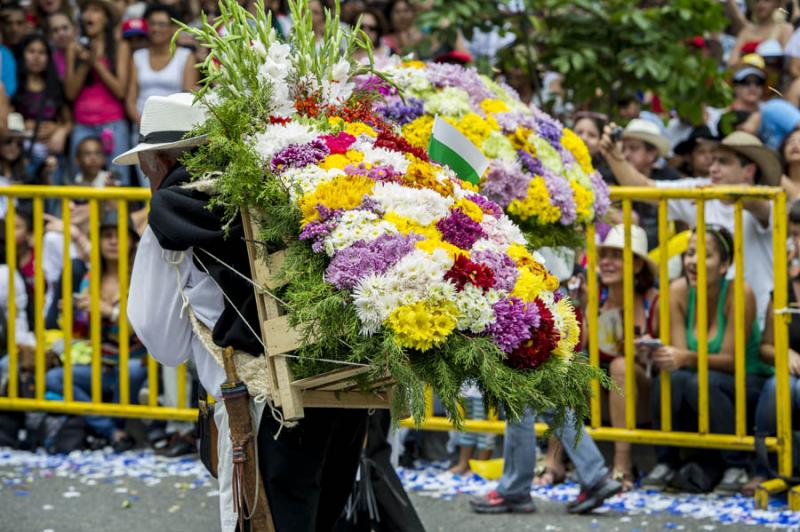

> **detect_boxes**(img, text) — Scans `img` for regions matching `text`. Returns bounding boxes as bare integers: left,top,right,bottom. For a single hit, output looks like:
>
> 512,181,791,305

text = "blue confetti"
15,490,29,496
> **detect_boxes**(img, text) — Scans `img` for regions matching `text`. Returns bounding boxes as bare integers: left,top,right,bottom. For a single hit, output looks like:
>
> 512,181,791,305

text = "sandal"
612,468,636,492
534,465,566,486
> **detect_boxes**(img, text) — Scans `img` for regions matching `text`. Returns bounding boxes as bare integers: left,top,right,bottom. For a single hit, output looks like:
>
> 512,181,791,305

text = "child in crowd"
448,382,495,474
70,136,115,186
645,226,772,493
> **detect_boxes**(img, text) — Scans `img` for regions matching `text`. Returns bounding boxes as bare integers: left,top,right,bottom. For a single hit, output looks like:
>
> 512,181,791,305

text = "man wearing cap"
124,93,367,531
614,118,679,250
600,127,780,325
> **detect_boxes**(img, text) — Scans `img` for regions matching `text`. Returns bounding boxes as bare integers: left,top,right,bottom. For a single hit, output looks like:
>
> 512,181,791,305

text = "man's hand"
790,350,800,376
599,123,625,163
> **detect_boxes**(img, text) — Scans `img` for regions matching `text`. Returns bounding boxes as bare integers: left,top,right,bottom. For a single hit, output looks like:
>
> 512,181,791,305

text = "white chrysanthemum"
471,237,506,256
403,68,433,95
280,166,342,203
352,273,398,334
372,182,452,226
425,87,472,118
454,285,498,333
250,122,315,162
354,139,411,173
388,248,451,293
323,210,396,256
495,214,527,246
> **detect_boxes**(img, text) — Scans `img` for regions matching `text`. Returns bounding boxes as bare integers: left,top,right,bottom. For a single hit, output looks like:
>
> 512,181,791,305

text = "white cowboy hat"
113,93,208,165
622,118,671,158
597,224,657,279
719,131,782,187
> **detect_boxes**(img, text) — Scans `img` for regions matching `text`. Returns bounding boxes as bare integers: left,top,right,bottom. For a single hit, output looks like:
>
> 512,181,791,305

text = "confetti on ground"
397,461,800,529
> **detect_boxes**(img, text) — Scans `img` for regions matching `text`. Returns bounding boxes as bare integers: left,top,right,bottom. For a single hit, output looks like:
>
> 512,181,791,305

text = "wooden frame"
241,208,393,420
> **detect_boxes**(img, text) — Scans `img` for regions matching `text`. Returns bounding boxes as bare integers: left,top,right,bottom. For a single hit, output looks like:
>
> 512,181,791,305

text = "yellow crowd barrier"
0,185,792,480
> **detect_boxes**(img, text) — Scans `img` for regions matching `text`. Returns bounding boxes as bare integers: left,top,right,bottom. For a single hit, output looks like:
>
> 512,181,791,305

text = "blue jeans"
754,375,800,474
70,119,131,185
652,369,766,467
45,361,147,439
497,409,608,499
455,396,495,451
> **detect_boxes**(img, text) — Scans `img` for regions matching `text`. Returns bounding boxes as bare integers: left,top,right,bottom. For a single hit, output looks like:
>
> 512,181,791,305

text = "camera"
610,126,624,143
78,36,90,49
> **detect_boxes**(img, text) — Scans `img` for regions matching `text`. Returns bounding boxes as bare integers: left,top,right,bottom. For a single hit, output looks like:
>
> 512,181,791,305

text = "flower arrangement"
374,62,611,248
175,0,605,426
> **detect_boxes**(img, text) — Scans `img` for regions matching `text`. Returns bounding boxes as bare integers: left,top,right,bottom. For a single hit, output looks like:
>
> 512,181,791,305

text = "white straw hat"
113,93,208,165
597,225,657,278
622,118,671,158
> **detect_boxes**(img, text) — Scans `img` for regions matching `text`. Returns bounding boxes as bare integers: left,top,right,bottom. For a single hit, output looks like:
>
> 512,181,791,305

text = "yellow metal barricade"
0,186,194,422
0,185,793,480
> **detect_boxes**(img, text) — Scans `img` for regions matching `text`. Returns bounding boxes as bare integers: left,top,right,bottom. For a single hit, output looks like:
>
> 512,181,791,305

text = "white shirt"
0,265,34,346
786,27,800,58
655,178,774,324
128,225,227,399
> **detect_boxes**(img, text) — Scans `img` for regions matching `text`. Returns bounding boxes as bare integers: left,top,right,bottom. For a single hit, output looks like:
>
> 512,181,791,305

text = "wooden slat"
240,208,280,402
301,390,391,409
316,375,394,392
291,366,371,390
264,316,303,355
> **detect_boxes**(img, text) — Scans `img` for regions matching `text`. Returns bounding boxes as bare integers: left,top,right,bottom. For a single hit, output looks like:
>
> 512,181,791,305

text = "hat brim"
596,242,658,279
113,134,208,166
623,131,671,157
719,144,782,186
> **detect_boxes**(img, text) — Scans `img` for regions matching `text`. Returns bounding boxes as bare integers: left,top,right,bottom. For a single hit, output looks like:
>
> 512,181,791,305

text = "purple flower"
494,112,536,134
377,97,424,125
466,193,503,218
345,163,405,184
590,170,611,218
425,63,493,106
472,250,518,292
436,209,486,250
271,139,329,174
536,118,562,147
300,216,339,253
356,74,395,95
541,169,577,226
517,149,544,177
487,297,541,352
479,160,531,208
324,233,421,289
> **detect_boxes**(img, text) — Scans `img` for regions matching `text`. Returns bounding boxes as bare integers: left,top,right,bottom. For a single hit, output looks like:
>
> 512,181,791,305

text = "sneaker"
567,475,623,514
469,490,536,514
715,467,749,493
641,463,675,490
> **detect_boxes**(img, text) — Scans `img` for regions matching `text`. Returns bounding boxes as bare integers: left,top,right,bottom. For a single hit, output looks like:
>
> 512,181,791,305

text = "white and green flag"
428,115,489,186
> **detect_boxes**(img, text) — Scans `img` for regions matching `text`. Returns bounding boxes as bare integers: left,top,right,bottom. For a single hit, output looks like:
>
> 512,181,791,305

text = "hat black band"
141,130,191,144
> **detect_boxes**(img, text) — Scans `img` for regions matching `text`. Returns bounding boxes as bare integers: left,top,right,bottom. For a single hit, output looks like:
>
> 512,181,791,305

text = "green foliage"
420,0,732,123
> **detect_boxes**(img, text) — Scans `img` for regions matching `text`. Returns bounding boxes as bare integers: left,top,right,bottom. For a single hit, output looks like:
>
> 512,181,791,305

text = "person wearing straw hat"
595,224,658,491
125,93,368,532
600,125,780,327
618,118,680,250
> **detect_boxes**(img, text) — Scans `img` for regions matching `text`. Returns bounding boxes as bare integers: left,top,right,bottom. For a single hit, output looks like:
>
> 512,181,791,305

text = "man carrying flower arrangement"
125,92,369,532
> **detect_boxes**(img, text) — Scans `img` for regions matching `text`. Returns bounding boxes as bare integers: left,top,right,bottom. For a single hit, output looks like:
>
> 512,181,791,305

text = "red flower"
269,116,291,125
295,95,322,117
444,254,495,292
321,132,356,154
374,127,429,161
507,299,560,370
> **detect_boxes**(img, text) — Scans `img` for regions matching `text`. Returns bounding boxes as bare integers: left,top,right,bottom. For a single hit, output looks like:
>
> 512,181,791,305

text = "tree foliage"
419,0,733,123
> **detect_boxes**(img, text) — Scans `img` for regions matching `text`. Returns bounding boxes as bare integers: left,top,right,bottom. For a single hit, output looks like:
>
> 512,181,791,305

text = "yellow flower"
385,212,440,240
454,198,484,223
345,121,377,138
403,60,426,69
387,299,459,351
507,243,534,264
402,115,434,148
459,180,480,193
454,113,497,148
480,98,510,115
415,238,467,259
508,243,559,293
328,116,345,130
571,181,594,223
561,128,594,174
553,298,580,361
299,175,374,225
507,177,561,224
404,157,454,197
510,127,536,154
320,150,365,171
510,268,547,302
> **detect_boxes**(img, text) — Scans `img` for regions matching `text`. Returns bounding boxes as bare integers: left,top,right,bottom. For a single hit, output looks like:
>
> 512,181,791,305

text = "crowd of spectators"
0,0,798,501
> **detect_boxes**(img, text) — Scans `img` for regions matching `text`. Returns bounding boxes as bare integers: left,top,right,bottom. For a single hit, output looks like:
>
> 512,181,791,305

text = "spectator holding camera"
65,0,130,182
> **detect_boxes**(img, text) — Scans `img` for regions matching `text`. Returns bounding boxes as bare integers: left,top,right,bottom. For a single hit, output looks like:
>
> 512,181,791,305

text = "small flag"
428,116,489,186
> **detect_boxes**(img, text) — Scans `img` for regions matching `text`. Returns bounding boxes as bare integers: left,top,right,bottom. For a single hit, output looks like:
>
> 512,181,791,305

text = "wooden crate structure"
241,208,394,421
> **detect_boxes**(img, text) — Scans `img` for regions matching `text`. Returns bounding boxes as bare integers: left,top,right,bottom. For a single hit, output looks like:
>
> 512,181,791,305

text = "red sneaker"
469,490,537,514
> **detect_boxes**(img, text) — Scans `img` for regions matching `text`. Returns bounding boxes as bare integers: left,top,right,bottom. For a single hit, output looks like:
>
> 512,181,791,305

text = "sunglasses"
734,78,765,87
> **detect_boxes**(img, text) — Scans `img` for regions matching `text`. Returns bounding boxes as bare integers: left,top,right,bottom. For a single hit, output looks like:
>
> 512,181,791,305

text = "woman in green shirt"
643,225,772,493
